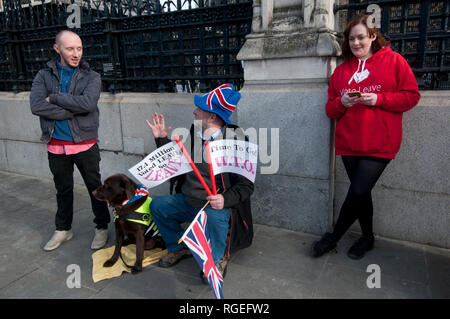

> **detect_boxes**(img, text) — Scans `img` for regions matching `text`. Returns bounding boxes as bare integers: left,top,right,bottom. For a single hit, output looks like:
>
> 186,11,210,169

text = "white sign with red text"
129,139,258,188
128,141,192,189
209,139,258,183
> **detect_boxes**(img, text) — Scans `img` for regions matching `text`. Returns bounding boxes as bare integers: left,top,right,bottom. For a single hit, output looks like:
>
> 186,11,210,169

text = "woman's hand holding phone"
342,92,378,107
341,93,360,107
357,93,378,106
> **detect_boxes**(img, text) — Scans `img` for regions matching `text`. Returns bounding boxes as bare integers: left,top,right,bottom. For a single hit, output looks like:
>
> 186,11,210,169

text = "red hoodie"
326,46,420,159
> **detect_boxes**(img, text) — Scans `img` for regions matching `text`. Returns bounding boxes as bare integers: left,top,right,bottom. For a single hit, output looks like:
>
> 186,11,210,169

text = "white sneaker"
43,230,73,251
91,228,108,250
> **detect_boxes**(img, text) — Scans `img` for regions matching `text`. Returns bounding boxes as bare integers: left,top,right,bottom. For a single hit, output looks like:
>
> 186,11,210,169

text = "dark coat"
30,58,102,143
155,123,254,256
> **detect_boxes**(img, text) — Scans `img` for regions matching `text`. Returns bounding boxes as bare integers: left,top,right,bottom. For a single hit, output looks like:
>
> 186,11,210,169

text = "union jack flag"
180,209,224,299
206,83,237,112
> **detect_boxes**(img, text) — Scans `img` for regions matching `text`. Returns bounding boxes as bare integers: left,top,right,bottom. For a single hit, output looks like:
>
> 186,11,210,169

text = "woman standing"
312,14,420,259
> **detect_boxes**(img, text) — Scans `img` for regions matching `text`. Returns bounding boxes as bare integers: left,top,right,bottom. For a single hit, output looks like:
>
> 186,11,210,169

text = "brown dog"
92,174,164,274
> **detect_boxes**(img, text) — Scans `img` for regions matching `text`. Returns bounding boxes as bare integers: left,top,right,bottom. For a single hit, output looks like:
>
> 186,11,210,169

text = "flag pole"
204,141,217,195
173,134,213,196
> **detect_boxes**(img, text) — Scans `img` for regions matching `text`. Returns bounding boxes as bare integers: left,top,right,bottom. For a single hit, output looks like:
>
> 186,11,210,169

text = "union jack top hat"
194,83,241,124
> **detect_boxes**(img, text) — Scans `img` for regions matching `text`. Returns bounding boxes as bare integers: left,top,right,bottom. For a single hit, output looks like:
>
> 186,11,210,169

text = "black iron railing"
0,0,253,93
334,0,450,90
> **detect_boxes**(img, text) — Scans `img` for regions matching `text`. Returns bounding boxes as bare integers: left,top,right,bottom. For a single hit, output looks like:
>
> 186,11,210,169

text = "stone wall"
0,92,198,198
1,90,448,248
236,79,332,236
0,0,449,248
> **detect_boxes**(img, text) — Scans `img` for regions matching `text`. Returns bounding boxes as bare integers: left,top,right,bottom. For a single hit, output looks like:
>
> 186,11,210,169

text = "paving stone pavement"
0,170,448,299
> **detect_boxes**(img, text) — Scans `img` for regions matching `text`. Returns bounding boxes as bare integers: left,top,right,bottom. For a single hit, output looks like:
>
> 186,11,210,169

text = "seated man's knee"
206,209,230,226
150,194,179,219
150,197,164,218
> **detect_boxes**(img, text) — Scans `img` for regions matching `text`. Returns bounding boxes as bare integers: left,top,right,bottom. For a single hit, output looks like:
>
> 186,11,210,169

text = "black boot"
347,235,374,260
311,232,337,258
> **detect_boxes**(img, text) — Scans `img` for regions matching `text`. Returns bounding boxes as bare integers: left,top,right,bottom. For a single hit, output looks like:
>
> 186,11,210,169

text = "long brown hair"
342,14,390,61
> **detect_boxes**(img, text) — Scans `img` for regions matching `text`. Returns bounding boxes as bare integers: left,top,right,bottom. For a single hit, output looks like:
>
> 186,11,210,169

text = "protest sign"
129,141,192,189
208,140,258,183
129,139,258,188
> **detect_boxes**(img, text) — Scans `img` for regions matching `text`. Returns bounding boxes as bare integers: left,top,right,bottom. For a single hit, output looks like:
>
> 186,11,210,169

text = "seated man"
148,84,254,281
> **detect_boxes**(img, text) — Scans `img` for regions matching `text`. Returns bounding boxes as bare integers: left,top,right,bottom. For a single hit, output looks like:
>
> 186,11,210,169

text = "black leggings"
332,156,391,241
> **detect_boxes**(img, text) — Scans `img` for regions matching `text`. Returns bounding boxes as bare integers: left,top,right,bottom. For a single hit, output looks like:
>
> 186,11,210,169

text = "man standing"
147,84,254,282
30,30,110,251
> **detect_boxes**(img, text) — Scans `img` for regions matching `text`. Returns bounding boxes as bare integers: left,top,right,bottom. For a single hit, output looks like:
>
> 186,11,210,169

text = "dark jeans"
48,143,110,231
150,193,230,264
332,156,391,241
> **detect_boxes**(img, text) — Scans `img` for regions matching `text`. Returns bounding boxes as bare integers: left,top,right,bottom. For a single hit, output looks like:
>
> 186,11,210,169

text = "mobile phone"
348,91,361,97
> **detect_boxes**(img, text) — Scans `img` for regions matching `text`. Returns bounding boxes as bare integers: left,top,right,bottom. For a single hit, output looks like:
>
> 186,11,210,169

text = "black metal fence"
2,1,448,92
334,0,450,90
0,0,253,93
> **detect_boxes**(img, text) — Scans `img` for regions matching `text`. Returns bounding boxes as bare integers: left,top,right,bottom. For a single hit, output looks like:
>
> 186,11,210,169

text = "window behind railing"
0,0,253,93
334,0,449,90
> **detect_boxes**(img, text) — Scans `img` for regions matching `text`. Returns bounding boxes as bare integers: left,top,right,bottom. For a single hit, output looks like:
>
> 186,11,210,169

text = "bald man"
30,30,110,251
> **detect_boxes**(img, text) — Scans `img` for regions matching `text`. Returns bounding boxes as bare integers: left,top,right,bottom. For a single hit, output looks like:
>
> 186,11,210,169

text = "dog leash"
119,248,141,273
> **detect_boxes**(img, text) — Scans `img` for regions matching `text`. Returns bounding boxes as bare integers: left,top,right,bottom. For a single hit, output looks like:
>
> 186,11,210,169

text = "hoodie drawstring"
348,58,367,85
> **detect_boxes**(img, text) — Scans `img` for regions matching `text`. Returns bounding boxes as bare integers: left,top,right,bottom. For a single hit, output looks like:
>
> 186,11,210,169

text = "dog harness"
114,186,160,237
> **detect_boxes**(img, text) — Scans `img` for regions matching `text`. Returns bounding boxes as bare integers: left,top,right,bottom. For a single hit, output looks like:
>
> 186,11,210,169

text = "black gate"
0,0,253,93
335,0,450,90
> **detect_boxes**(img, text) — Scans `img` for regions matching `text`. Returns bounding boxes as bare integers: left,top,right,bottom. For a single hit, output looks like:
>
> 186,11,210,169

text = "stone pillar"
237,0,341,234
